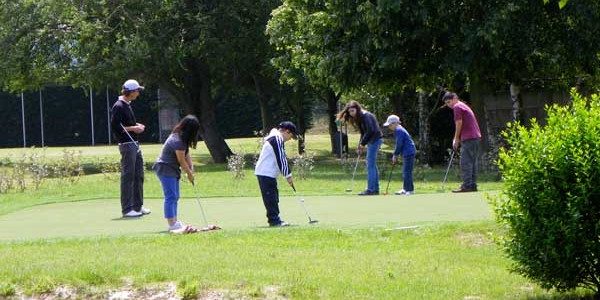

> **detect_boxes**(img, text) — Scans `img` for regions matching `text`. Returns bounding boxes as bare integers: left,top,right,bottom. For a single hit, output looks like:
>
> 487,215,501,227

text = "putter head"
345,188,352,192
200,224,222,231
308,219,319,224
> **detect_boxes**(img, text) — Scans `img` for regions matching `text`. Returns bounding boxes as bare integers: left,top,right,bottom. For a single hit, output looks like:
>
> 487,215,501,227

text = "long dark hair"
337,100,364,129
172,115,200,153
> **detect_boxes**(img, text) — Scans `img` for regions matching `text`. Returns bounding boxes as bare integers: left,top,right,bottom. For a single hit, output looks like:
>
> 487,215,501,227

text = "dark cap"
442,92,457,101
277,121,299,139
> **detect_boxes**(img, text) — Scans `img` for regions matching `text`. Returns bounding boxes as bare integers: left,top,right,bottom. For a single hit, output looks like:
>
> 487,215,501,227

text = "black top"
111,98,138,143
358,111,383,146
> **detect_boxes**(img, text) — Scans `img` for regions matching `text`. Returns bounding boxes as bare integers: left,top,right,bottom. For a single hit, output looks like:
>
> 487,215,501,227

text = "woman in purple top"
153,115,200,233
443,92,482,193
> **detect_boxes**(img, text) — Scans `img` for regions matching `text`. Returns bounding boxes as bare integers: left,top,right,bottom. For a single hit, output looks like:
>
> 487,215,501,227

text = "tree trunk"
469,76,490,157
390,93,403,117
193,69,233,163
324,89,340,155
296,100,306,155
509,83,521,123
417,91,430,164
158,63,232,163
253,74,274,133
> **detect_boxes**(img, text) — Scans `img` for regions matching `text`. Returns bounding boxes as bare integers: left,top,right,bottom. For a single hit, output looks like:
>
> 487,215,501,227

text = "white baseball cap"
383,114,400,126
122,79,145,92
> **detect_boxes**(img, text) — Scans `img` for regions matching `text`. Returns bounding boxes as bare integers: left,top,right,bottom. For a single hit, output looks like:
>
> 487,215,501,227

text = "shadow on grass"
110,217,146,221
526,293,598,300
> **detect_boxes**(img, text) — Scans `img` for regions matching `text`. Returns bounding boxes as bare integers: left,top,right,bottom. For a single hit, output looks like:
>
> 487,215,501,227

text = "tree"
267,0,600,162
0,0,290,162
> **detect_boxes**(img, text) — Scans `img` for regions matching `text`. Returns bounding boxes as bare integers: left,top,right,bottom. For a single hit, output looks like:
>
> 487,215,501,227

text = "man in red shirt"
443,92,482,192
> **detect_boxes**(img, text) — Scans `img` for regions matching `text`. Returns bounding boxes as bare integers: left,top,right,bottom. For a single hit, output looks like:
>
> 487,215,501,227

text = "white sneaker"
394,190,414,196
139,207,151,215
395,189,407,195
123,210,143,218
169,221,184,231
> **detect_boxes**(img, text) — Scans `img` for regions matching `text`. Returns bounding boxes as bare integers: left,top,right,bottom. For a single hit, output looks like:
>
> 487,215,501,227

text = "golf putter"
441,150,455,191
191,181,221,231
384,162,397,195
291,184,318,224
119,123,141,153
345,152,361,192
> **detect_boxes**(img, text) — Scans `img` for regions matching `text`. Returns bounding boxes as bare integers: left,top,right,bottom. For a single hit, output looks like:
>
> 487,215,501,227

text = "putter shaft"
441,150,455,189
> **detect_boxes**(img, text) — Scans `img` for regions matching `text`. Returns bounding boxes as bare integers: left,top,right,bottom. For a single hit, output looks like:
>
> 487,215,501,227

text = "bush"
291,152,315,180
493,90,600,296
226,152,246,180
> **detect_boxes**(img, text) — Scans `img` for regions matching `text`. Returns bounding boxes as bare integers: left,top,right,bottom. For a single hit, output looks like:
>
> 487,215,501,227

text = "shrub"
26,148,49,189
97,158,121,181
291,152,315,180
51,149,83,184
493,90,600,296
12,157,27,192
227,152,246,179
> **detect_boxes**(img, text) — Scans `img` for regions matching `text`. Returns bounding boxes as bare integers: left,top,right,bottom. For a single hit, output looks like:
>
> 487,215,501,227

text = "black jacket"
358,111,383,146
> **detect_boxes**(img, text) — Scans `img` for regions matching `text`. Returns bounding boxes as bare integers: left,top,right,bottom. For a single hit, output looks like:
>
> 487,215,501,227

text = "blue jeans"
158,175,179,219
366,138,382,192
402,155,415,192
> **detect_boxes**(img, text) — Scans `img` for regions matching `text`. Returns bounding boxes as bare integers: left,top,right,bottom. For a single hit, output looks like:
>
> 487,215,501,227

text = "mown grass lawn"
0,135,594,299
0,222,582,299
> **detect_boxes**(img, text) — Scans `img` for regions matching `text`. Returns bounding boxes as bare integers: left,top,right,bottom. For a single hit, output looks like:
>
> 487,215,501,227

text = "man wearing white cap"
383,115,416,195
110,79,151,218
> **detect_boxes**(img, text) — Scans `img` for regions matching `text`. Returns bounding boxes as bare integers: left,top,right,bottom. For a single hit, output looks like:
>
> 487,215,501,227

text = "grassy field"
0,135,594,299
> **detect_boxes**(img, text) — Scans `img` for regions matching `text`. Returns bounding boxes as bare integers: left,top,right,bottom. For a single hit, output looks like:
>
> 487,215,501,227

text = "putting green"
0,192,494,241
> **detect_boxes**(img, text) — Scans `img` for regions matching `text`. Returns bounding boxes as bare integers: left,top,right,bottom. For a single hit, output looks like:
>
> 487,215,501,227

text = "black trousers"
119,143,144,214
257,175,282,225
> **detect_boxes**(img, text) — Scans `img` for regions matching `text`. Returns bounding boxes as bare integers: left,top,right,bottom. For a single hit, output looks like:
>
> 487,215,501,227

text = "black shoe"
452,187,476,193
358,190,379,196
270,221,290,227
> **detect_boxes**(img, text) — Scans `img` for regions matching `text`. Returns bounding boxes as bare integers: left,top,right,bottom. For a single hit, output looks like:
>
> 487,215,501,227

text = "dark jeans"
119,143,144,214
257,175,282,225
460,138,480,190
402,155,415,192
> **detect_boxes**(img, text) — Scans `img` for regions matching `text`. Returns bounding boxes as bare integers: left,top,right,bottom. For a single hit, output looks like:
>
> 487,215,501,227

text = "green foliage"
544,0,570,9
0,282,16,297
25,276,56,296
178,280,199,300
494,90,600,295
52,149,83,184
268,0,600,95
97,158,121,182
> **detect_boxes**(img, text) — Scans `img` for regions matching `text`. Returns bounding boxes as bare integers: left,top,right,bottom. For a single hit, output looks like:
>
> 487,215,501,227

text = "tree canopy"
267,0,600,95
0,0,285,162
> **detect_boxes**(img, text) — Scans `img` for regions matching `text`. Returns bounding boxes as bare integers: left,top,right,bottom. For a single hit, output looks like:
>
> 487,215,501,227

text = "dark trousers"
119,143,144,214
257,175,282,225
460,138,480,190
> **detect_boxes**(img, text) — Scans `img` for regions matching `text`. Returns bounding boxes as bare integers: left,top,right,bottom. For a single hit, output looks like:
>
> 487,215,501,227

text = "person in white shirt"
255,121,297,227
